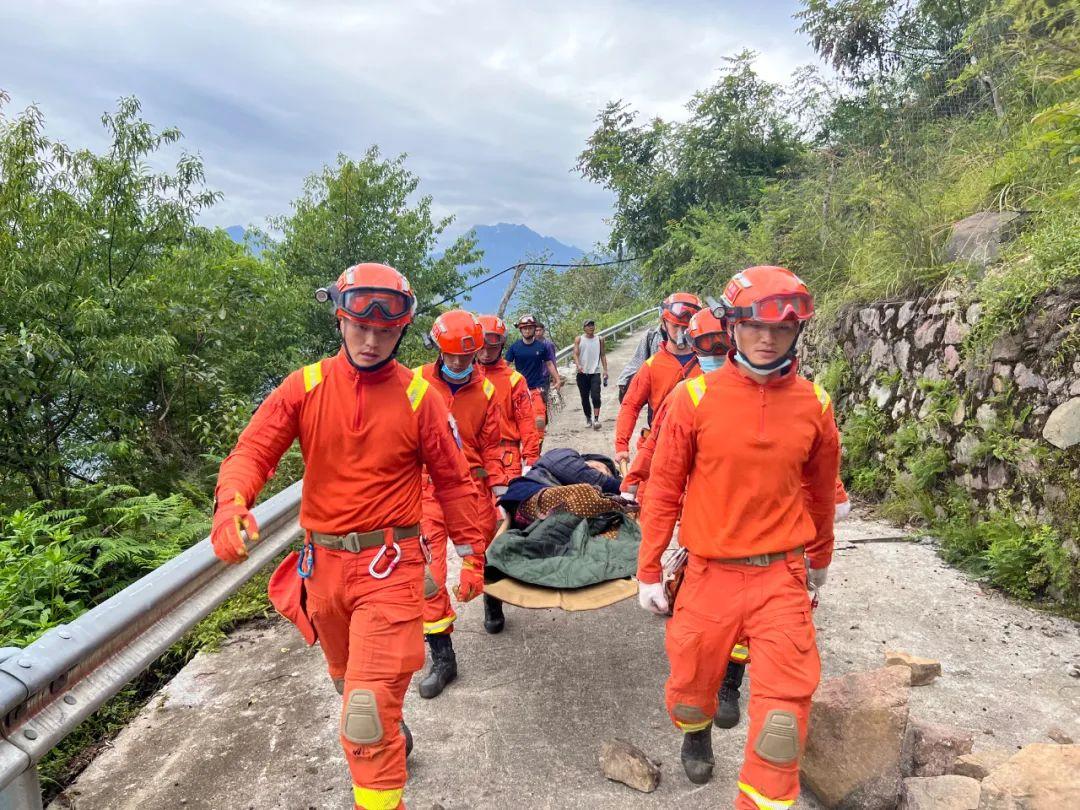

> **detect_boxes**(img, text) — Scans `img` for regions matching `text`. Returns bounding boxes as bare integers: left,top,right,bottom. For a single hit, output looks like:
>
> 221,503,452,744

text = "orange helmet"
317,262,416,327
688,308,730,355
659,292,702,327
720,266,814,324
477,314,508,347
429,310,483,355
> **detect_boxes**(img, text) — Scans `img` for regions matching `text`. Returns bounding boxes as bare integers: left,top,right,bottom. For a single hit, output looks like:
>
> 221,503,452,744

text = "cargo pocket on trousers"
373,598,426,675
780,611,820,696
665,615,704,691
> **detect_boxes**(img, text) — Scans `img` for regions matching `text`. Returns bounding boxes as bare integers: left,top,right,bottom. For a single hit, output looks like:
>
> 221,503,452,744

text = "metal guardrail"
0,306,655,808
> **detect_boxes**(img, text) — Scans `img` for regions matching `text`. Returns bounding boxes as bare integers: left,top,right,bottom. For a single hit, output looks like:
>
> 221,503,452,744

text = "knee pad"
341,689,383,745
333,677,344,696
423,567,438,599
754,709,799,764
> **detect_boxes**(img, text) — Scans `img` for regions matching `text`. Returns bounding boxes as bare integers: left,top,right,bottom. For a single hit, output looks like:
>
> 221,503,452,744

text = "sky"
0,0,819,250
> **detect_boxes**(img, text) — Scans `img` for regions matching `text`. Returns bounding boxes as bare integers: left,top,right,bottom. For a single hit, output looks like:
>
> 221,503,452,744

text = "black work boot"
401,721,413,758
680,727,715,784
483,593,505,634
418,633,457,699
715,661,745,728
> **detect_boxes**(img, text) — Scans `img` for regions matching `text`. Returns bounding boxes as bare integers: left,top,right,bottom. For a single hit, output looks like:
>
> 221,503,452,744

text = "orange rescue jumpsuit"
615,345,698,455
217,350,485,810
480,358,541,478
415,364,504,636
639,357,840,810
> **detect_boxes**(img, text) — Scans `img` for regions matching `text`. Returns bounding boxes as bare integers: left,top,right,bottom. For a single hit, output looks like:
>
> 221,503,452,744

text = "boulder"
1042,398,1080,450
885,650,942,687
802,665,911,808
978,744,1080,808
950,748,1013,780
904,719,974,777
597,739,660,793
945,211,1028,268
901,776,980,809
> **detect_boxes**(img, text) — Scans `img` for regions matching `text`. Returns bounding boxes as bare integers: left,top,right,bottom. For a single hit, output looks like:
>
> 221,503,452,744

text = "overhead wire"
417,255,643,315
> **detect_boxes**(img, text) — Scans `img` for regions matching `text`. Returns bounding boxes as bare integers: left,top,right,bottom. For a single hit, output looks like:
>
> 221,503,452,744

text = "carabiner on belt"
297,542,315,579
369,541,402,580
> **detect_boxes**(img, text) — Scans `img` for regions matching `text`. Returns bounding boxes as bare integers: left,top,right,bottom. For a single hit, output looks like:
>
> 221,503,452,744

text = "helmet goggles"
725,292,814,323
340,288,414,322
661,300,702,325
483,330,505,347
692,331,729,355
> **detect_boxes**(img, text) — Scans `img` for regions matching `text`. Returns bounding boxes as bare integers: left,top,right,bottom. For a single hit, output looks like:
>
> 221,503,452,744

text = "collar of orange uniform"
721,350,799,388
333,348,399,383
479,357,508,373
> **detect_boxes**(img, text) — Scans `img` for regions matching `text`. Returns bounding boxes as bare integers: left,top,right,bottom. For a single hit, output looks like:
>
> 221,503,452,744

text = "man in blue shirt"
506,314,563,443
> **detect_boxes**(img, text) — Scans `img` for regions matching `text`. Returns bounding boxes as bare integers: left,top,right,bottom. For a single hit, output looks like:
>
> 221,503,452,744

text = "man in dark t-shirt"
505,314,563,444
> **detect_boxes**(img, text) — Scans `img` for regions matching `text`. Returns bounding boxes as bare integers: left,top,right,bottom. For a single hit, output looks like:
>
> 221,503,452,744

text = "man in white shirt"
573,319,608,430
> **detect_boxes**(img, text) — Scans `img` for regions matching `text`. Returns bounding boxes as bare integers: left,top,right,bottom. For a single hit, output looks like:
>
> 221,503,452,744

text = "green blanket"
485,512,641,589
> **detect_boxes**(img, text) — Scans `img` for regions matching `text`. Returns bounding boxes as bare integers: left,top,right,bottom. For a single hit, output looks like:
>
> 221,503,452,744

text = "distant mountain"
225,225,266,257
447,223,587,314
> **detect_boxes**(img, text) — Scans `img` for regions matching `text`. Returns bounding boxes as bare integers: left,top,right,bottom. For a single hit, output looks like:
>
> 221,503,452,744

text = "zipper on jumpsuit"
758,386,766,442
353,377,365,431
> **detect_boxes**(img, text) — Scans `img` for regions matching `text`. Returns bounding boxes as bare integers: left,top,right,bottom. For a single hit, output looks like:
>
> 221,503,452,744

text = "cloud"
0,0,818,249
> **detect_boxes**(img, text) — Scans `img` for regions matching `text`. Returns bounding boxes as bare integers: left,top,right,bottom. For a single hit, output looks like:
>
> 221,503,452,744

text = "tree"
267,149,481,361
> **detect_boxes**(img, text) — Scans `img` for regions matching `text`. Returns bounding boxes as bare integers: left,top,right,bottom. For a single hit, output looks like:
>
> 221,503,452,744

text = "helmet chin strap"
340,320,408,373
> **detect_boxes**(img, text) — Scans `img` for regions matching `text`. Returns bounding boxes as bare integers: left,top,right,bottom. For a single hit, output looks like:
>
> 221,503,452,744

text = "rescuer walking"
637,266,840,807
210,263,488,810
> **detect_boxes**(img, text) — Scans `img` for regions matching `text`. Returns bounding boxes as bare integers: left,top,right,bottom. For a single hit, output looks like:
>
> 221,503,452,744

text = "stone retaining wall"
801,282,1080,527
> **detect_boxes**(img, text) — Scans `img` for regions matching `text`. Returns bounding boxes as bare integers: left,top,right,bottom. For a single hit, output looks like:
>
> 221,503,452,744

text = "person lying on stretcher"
497,447,637,530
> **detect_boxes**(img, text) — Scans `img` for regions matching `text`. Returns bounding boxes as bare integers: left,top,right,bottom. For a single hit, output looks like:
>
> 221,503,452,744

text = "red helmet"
688,308,730,355
477,314,508,346
319,263,416,327
720,266,814,324
515,314,538,329
660,292,702,327
429,310,483,355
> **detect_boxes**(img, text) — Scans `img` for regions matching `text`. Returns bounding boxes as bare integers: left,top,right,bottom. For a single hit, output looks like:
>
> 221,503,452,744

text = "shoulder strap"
407,367,430,412
686,375,708,407
302,362,324,393
812,382,832,414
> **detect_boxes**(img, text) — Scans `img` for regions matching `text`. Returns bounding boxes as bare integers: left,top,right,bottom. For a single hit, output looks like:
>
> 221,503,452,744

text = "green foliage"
267,148,481,365
577,52,802,268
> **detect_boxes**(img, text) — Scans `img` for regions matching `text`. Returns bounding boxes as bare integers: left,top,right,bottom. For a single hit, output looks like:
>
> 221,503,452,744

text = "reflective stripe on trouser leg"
420,495,455,635
342,569,425,807
735,556,821,810
353,784,403,809
664,557,746,732
730,641,750,663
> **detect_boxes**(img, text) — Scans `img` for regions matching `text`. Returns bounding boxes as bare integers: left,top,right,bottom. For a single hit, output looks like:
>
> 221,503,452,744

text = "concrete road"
54,332,1080,809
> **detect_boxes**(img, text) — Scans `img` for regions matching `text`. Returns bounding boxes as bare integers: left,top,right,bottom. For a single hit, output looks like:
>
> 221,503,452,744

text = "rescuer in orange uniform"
210,263,487,810
614,292,702,463
475,313,542,634
476,314,541,479
637,266,840,807
414,310,505,698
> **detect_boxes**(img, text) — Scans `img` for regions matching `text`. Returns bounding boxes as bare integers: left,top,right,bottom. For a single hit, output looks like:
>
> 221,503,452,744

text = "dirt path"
56,332,1080,809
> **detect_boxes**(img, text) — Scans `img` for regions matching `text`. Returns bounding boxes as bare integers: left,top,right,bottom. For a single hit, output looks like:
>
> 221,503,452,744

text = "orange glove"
211,492,259,564
453,555,485,602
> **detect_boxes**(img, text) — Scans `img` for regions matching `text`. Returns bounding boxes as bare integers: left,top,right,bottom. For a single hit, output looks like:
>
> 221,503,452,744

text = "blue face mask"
697,354,725,373
441,362,473,381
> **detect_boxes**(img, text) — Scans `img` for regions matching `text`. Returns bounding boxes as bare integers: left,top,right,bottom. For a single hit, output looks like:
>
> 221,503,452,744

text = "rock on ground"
900,775,980,810
885,650,942,686
904,719,974,777
978,744,1080,809
801,665,912,809
949,748,1014,780
597,739,661,793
